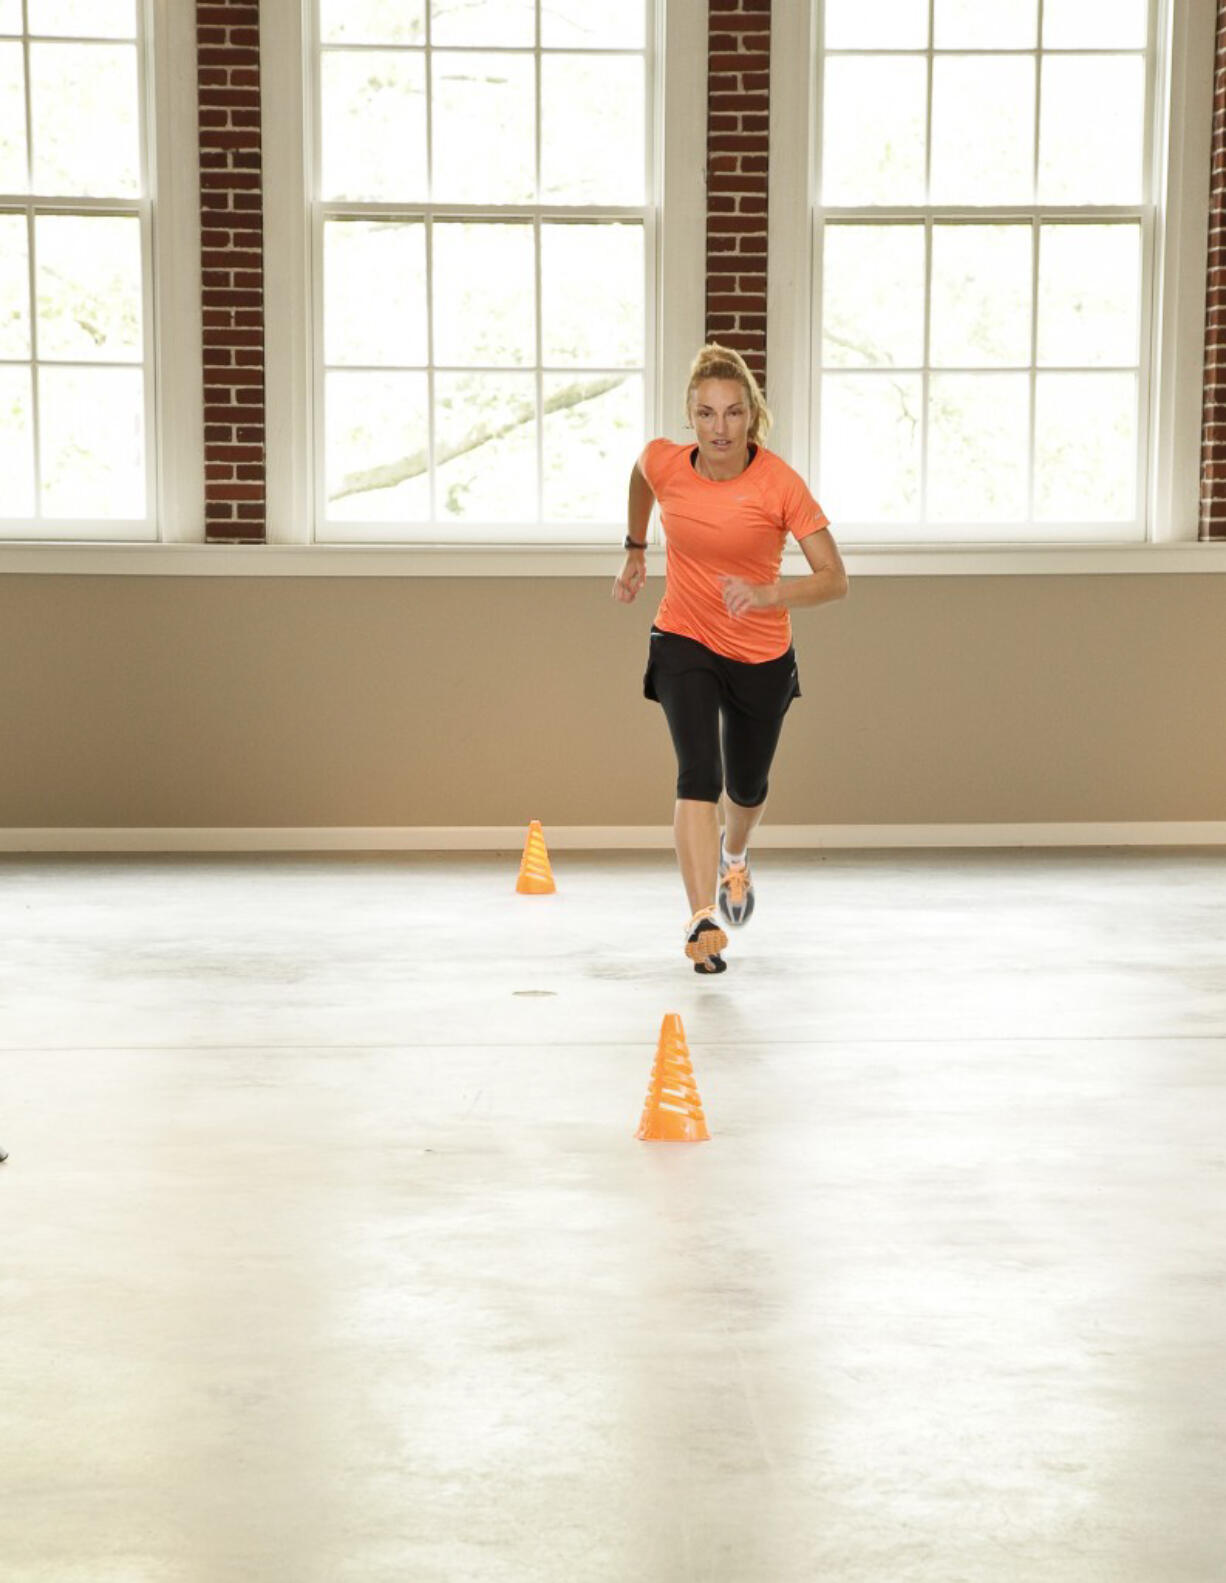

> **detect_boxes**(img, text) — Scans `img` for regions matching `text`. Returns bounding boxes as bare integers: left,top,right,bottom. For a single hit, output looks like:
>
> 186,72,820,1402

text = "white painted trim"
4,541,1226,575
657,0,709,444
766,0,814,469
150,0,205,542
4,824,1225,853
262,0,313,543
1149,0,1213,543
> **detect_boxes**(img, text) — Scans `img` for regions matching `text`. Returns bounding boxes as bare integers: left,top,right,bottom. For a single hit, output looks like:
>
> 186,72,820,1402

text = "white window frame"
150,0,205,543
6,1,1226,575
0,0,203,547
768,0,1223,574
260,0,707,567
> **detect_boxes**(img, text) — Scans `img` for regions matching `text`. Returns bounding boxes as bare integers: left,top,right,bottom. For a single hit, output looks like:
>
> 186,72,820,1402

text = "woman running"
612,343,848,973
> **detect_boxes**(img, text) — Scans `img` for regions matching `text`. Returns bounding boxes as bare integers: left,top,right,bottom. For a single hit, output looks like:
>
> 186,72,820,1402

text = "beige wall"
2,572,1224,828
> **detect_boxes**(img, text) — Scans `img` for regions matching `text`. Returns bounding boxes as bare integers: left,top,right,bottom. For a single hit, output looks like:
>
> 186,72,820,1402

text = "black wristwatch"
623,535,648,551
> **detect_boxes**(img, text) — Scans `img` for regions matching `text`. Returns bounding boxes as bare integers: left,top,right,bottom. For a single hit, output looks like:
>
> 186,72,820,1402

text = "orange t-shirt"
638,438,830,663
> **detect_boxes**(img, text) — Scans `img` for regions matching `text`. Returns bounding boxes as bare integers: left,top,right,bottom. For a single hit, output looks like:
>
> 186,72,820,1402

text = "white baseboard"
2,823,1226,853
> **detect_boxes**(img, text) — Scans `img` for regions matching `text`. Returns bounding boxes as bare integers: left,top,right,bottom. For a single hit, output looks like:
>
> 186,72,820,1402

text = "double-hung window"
0,0,200,547
312,0,655,545
771,0,1208,550
0,0,153,539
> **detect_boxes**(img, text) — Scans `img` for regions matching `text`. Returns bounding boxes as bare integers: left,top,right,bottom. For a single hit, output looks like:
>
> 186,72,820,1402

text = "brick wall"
705,0,771,391
1199,2,1226,540
197,1,265,542
187,1,1218,537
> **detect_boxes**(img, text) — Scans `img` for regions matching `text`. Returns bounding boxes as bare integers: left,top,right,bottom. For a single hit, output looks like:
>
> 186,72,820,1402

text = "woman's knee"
676,764,723,803
725,775,769,809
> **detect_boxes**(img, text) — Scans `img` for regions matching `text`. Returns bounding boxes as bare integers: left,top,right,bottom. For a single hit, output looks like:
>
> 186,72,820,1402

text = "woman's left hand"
720,575,775,617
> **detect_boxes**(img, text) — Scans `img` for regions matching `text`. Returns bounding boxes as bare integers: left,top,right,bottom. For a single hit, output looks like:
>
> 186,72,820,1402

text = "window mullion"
1029,1,1044,530
424,10,436,528
922,218,932,527
921,0,934,528
534,5,544,524
1029,220,1040,526
1034,0,1045,196
25,209,40,521
136,0,155,528
310,8,325,542
20,12,40,521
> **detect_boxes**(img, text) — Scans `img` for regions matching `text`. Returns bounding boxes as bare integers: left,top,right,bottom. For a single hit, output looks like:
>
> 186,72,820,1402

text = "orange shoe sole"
684,923,729,963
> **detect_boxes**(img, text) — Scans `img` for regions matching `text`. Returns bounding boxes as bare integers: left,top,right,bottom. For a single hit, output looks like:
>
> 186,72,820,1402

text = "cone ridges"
516,819,556,894
636,1013,710,1143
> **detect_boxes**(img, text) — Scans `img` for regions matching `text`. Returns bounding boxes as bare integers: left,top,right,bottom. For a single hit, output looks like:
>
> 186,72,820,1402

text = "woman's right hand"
612,551,647,603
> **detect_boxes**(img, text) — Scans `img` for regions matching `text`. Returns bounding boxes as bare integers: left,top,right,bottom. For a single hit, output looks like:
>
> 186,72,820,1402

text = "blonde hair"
685,342,773,444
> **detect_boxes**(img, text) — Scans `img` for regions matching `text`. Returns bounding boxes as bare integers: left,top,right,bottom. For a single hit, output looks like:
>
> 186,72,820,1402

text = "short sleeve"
638,437,672,494
780,467,829,542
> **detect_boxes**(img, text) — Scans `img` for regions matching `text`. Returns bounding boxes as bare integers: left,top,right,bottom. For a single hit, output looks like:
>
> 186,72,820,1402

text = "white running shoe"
718,838,755,927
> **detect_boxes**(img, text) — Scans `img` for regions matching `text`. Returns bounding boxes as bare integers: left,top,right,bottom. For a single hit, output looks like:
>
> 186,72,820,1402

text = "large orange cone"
636,1013,710,1142
515,819,556,894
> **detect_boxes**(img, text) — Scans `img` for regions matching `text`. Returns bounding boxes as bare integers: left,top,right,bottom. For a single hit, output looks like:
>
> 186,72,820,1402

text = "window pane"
822,58,926,205
824,0,927,49
27,0,136,37
0,2,20,32
934,0,1037,48
541,223,643,369
1034,372,1136,521
931,56,1034,204
431,51,534,204
432,222,534,368
35,214,142,362
541,0,644,49
431,0,532,48
541,55,644,205
319,0,424,44
324,221,427,368
543,372,642,523
928,374,1029,521
930,224,1032,368
0,366,33,516
1038,224,1140,368
39,365,144,517
30,43,139,197
0,42,25,189
321,50,426,202
1043,0,1148,48
821,374,922,522
1039,56,1145,204
821,224,924,368
434,371,537,521
0,212,29,356
325,370,430,522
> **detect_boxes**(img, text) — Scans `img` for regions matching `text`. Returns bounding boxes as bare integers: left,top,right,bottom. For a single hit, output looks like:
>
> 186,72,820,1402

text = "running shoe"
718,840,755,927
685,909,728,974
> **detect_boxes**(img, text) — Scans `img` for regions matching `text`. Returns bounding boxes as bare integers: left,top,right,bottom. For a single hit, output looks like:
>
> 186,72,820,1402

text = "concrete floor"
1,848,1224,1582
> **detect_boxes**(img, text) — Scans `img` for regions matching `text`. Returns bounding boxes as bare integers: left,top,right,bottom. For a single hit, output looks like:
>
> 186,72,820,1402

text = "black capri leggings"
644,628,800,807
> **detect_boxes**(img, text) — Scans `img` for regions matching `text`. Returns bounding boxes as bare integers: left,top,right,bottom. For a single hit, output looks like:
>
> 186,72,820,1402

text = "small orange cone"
636,1013,710,1143
515,819,556,894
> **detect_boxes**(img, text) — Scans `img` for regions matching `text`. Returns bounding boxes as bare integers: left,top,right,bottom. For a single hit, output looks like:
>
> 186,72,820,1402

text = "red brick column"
1199,3,1226,540
705,0,771,392
197,1,265,542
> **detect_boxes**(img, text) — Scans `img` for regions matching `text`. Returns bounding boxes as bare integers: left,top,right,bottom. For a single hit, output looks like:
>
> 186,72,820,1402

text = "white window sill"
2,540,1226,577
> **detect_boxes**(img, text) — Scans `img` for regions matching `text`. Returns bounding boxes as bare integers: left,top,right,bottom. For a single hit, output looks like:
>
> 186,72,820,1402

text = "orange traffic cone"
636,1013,710,1142
515,819,556,894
